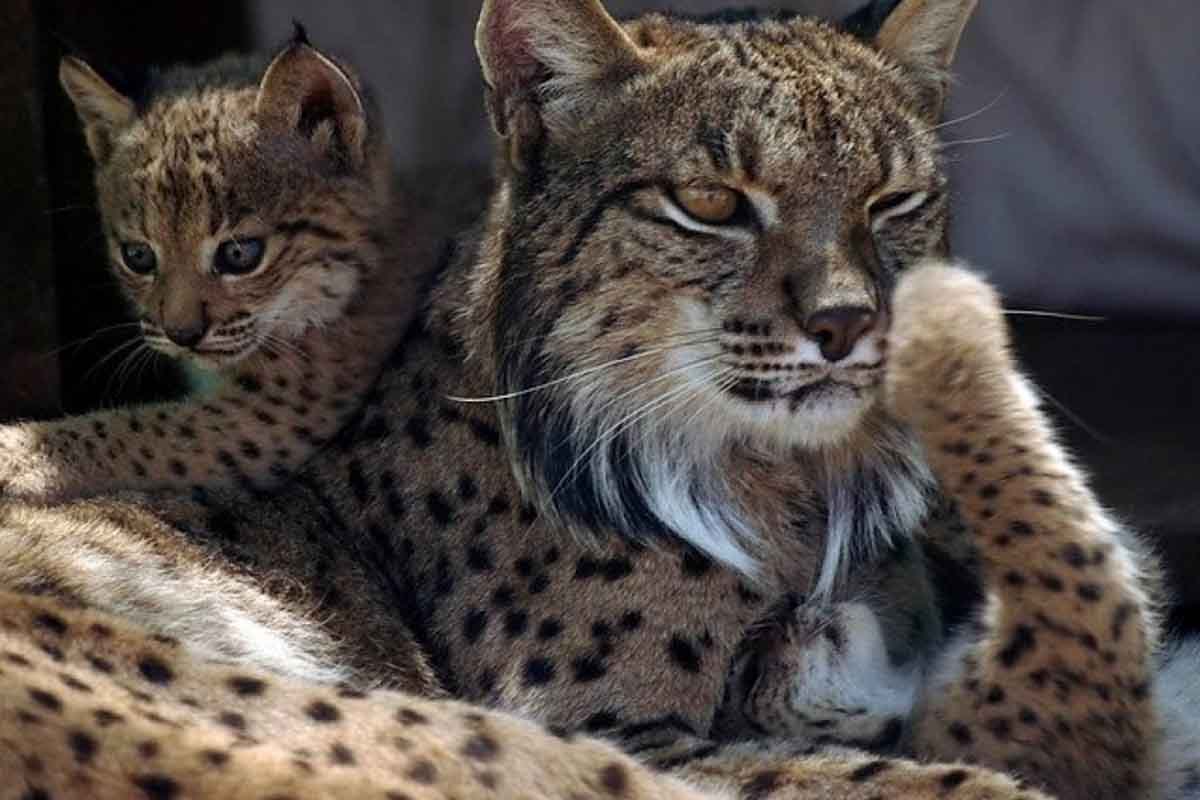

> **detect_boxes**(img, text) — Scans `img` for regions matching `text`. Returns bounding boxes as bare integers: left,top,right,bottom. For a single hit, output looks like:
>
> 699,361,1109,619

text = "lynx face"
467,1,967,572
62,47,385,370
478,9,951,454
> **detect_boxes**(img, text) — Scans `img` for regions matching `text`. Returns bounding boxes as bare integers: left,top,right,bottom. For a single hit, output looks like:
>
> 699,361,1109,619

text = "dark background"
1,1,1196,628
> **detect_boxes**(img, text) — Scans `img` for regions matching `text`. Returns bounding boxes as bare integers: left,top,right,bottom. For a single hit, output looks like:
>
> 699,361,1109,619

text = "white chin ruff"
614,404,934,592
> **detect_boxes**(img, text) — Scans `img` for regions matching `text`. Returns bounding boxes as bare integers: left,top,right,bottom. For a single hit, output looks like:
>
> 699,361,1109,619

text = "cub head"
60,30,388,369
467,0,975,574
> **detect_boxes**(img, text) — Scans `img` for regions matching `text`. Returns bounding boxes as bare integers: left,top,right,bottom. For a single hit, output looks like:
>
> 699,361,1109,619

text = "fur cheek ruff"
503,359,935,591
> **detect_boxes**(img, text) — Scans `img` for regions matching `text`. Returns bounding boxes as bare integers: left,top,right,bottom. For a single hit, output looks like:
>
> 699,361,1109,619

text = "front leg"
885,264,1160,799
0,333,378,502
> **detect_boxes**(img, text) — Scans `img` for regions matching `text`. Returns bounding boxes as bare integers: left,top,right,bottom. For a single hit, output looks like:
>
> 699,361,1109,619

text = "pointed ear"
256,37,369,169
476,0,644,167
59,56,136,163
874,0,977,120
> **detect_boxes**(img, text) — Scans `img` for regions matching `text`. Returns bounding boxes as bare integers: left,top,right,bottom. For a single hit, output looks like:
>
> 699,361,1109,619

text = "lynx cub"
0,31,459,501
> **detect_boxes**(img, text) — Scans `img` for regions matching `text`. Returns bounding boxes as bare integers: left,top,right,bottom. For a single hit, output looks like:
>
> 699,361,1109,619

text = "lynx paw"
727,602,918,750
884,261,1013,424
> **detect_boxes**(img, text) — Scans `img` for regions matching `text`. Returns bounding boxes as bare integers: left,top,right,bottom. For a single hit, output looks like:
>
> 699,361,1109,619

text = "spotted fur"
721,271,1175,800
0,1,1166,799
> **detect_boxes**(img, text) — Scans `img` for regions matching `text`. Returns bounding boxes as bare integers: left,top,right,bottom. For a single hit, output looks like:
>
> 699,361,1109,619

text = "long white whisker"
562,354,727,448
498,326,726,359
41,322,144,359
1003,309,1107,322
447,337,721,404
676,370,738,433
913,90,1008,140
83,337,144,385
621,369,735,465
937,133,1011,149
1035,384,1113,444
548,378,704,507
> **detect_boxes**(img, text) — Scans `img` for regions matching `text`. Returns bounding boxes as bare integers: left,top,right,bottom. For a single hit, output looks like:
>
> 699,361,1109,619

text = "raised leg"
887,264,1160,800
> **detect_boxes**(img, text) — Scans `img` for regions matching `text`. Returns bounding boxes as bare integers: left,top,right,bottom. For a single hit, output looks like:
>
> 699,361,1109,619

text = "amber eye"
673,185,742,225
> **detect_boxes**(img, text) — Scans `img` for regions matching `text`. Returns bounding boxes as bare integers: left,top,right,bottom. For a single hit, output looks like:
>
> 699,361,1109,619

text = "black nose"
163,321,208,349
804,306,878,362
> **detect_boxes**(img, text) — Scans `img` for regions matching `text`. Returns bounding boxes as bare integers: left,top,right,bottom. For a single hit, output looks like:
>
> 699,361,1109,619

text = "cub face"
60,36,386,370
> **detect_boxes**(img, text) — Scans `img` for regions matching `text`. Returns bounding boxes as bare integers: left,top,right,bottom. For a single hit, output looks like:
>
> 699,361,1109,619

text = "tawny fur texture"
0,38,480,502
0,265,1059,800
0,1,1170,799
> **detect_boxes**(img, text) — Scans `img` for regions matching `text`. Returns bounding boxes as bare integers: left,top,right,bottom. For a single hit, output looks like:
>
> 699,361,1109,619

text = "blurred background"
1,1,1197,625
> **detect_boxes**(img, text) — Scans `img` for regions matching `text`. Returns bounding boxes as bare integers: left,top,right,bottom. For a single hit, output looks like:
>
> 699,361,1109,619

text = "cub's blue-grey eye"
119,242,157,275
214,238,266,276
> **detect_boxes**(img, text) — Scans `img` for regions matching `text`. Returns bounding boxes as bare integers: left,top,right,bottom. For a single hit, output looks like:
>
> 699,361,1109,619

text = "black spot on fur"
999,625,1036,668
523,658,556,686
67,729,98,764
940,769,970,790
668,635,702,673
236,374,262,393
681,549,713,577
228,676,266,697
348,460,370,504
33,613,67,637
1010,520,1035,537
599,762,629,796
426,491,455,526
132,775,180,800
742,770,784,800
504,610,529,638
458,474,479,501
602,557,634,582
849,760,892,781
138,656,173,685
305,700,341,723
405,417,433,448
408,759,438,784
948,721,973,745
573,655,608,683
462,733,501,762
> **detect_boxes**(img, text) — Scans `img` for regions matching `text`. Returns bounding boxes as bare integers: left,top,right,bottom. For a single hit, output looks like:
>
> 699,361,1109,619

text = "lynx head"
61,31,388,369
467,0,976,574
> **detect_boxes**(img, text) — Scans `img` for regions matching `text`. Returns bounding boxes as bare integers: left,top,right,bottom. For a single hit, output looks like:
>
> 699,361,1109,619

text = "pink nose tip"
804,306,878,362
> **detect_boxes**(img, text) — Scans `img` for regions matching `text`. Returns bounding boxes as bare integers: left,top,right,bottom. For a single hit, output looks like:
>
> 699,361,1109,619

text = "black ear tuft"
291,20,311,48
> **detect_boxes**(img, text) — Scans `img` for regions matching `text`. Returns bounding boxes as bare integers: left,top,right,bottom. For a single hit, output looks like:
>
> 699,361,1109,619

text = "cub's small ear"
59,56,136,163
256,32,368,169
475,0,644,169
873,0,977,121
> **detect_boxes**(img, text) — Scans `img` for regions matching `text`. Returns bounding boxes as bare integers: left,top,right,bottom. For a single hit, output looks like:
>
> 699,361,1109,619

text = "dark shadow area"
1012,317,1200,632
